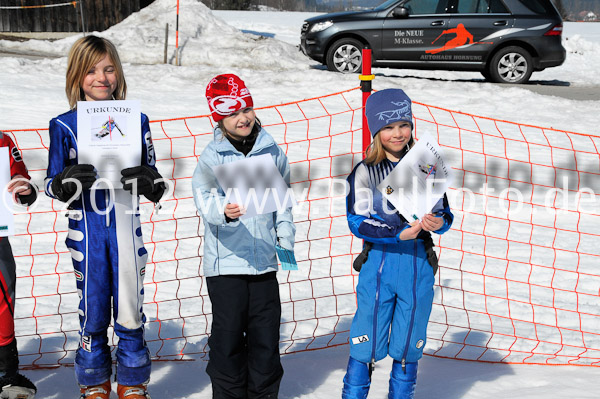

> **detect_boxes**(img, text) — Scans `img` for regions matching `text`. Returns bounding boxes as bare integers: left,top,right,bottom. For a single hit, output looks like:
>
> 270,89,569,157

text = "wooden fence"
0,0,142,32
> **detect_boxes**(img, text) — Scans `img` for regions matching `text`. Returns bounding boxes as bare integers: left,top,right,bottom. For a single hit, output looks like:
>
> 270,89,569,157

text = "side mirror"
392,6,409,18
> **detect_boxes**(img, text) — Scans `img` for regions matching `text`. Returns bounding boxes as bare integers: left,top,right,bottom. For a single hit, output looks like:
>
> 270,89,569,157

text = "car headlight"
310,21,333,33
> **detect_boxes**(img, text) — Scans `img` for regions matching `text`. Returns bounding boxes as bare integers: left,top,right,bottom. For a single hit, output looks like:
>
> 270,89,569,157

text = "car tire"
488,46,533,84
326,38,363,73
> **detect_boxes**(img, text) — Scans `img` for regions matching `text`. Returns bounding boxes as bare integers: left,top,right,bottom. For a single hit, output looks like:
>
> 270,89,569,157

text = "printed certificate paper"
212,154,296,220
378,133,453,221
0,147,14,237
77,100,142,187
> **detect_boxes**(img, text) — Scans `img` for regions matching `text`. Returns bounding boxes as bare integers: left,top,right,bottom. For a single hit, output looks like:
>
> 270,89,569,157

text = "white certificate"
378,133,454,221
0,147,14,237
77,100,142,188
212,154,296,220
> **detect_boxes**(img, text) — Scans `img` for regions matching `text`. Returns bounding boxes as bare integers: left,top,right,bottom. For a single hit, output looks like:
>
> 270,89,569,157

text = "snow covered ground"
1,1,600,397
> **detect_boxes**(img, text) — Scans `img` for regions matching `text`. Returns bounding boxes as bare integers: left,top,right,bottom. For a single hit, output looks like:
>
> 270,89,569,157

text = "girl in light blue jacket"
192,74,295,399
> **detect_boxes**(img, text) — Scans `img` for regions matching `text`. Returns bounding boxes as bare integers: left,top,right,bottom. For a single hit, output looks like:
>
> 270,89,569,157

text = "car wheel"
326,38,363,73
488,46,533,84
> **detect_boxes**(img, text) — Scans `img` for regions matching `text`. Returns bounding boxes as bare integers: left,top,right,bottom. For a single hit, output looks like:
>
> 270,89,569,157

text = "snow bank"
0,0,307,69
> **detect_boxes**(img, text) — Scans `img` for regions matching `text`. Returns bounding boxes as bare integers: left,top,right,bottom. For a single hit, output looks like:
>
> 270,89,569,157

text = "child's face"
81,53,117,102
222,108,256,141
378,121,412,161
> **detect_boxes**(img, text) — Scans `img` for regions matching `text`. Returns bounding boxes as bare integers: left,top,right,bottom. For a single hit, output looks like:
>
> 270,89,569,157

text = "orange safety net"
413,101,600,366
4,87,600,369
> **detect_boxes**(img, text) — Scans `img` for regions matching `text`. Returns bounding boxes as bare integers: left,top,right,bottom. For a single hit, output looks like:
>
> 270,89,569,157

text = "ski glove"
120,165,166,203
17,185,38,207
353,241,373,272
50,164,97,203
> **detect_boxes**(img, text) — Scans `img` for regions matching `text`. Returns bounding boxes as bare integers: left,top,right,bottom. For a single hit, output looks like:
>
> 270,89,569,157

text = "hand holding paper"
7,175,32,197
51,164,97,203
224,203,245,220
120,165,166,203
399,221,422,241
421,213,444,232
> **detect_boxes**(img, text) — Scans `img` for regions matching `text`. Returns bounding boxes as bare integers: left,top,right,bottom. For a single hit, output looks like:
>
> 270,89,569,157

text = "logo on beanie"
209,92,251,116
206,74,254,122
376,100,411,124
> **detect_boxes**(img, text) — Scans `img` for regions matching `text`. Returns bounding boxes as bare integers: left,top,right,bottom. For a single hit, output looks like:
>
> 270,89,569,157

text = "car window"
403,0,450,14
456,0,508,13
488,0,508,12
515,0,553,14
374,0,402,12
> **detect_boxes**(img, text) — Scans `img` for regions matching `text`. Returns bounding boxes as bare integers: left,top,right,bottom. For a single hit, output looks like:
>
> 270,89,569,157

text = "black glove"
120,165,166,203
353,241,373,272
17,184,38,207
51,164,97,203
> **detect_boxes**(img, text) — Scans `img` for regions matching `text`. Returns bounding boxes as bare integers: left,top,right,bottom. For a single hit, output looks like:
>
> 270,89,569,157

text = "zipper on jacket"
253,218,258,273
401,240,419,373
215,226,220,275
370,244,386,372
105,191,110,227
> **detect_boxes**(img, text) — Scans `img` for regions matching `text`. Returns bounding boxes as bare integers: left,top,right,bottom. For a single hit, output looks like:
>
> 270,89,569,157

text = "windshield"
374,0,403,11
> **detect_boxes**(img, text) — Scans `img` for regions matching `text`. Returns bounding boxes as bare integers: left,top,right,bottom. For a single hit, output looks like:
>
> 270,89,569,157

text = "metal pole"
359,46,374,157
79,0,86,35
164,23,169,64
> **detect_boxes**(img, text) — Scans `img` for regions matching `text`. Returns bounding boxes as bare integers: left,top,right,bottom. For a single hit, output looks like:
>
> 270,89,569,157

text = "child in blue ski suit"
192,74,295,398
45,35,165,399
342,89,453,399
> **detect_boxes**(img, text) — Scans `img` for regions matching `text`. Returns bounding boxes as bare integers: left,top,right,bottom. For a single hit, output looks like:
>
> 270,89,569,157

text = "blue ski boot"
388,359,417,399
342,357,371,399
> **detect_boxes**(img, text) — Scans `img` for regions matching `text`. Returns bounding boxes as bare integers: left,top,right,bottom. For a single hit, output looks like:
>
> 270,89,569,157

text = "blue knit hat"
365,88,413,137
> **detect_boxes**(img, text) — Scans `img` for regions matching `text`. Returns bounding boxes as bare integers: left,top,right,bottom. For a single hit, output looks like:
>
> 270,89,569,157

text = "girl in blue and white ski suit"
45,35,165,398
342,89,453,399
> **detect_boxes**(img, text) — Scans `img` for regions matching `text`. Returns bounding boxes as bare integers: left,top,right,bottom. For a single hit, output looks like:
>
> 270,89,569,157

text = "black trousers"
206,272,283,399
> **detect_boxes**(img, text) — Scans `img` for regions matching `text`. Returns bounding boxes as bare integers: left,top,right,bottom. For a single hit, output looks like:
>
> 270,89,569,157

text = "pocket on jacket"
215,224,244,263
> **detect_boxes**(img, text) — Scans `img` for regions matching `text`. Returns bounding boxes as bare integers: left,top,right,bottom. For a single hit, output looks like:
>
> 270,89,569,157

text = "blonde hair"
364,131,414,165
65,35,126,109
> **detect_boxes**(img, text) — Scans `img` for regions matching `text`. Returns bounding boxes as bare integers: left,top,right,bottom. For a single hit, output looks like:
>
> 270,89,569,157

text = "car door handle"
493,20,508,26
431,20,445,26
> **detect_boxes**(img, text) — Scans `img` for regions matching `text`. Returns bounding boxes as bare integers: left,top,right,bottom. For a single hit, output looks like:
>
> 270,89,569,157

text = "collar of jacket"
212,126,276,156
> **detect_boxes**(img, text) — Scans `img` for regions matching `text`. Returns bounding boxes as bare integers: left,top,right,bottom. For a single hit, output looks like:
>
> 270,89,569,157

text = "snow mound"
557,34,600,85
563,34,600,56
0,0,308,70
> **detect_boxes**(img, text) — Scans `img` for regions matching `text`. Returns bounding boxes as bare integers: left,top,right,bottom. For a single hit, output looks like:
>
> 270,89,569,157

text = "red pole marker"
176,0,180,65
359,47,374,158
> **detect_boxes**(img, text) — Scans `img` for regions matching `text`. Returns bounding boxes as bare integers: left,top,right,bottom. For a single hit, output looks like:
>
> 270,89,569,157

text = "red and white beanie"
205,74,254,122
